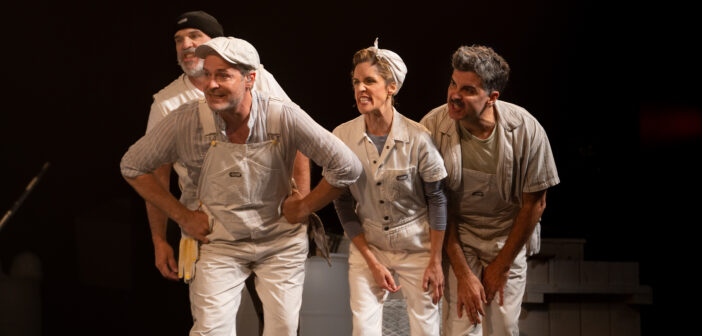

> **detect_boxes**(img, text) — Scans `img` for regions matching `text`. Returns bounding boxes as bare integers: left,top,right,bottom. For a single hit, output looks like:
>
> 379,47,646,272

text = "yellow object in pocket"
178,236,199,283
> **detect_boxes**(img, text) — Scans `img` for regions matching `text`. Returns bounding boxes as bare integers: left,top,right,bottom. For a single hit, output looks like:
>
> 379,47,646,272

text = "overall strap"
265,97,294,190
266,97,284,142
198,99,218,145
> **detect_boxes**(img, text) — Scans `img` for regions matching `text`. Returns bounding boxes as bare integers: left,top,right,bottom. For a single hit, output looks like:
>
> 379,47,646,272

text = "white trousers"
189,220,308,336
444,247,527,336
348,243,441,336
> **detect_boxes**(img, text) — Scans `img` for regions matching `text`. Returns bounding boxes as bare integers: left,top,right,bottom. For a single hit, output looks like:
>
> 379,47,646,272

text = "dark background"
0,0,698,335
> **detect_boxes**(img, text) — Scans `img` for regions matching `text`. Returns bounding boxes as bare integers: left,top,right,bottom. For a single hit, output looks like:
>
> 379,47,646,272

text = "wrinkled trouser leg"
391,248,441,336
189,224,307,336
348,244,387,336
189,242,251,336
445,248,527,336
348,243,441,336
252,227,308,336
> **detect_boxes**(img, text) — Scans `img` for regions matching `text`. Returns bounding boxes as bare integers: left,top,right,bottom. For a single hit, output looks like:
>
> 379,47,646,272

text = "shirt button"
376,182,382,186
379,200,384,204
373,160,377,164
384,216,389,220
384,227,389,231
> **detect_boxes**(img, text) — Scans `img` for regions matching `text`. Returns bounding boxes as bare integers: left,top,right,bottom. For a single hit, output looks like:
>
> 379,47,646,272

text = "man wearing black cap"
143,11,309,285
147,11,293,131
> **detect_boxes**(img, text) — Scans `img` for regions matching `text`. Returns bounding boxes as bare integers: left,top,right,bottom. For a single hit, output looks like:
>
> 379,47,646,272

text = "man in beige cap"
122,36,362,335
144,11,310,284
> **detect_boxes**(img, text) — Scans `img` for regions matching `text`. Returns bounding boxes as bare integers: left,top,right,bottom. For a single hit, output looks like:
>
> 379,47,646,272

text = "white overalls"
188,100,308,336
334,111,447,336
147,68,296,283
444,168,526,336
420,101,560,336
348,219,439,336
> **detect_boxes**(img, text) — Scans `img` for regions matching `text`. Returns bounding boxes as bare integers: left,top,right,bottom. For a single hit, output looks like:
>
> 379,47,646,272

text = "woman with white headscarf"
330,39,448,336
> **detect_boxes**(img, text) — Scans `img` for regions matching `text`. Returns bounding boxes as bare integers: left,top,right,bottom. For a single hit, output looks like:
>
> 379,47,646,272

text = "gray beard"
180,58,205,77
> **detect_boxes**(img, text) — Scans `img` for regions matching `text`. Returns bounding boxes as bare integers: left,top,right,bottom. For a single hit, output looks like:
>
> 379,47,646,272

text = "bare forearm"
492,190,547,270
445,216,474,278
299,178,345,217
351,233,381,267
145,164,172,244
283,176,347,226
146,202,169,242
293,151,311,196
428,229,445,264
124,172,188,224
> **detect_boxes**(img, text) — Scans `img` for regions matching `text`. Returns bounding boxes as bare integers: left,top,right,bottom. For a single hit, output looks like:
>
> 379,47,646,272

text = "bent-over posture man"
122,36,361,335
421,45,559,336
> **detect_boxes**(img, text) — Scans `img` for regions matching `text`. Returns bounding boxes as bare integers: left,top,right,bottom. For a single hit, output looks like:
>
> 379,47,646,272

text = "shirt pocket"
383,167,422,214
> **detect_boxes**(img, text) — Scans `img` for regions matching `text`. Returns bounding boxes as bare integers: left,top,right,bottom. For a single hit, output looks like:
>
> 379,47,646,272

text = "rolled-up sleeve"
281,106,361,188
120,112,180,178
417,131,448,183
523,121,560,193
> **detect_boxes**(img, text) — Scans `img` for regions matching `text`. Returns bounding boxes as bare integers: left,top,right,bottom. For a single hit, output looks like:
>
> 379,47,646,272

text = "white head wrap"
369,37,407,95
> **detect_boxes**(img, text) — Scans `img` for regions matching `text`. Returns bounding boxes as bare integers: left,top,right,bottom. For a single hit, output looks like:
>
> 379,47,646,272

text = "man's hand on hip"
178,210,210,244
282,190,309,224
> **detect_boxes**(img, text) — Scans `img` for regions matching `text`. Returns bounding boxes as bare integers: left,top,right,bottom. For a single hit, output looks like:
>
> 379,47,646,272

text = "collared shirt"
420,100,560,210
330,109,447,235
145,66,294,208
121,90,361,189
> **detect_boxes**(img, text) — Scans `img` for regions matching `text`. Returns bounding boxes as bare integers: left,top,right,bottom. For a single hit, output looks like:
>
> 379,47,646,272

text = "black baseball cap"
174,11,223,38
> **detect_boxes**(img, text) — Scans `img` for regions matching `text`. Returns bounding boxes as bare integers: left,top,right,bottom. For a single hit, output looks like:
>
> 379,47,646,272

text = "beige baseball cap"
195,36,260,69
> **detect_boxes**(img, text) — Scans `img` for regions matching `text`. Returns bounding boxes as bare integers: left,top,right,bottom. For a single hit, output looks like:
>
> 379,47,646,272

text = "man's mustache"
449,98,464,107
